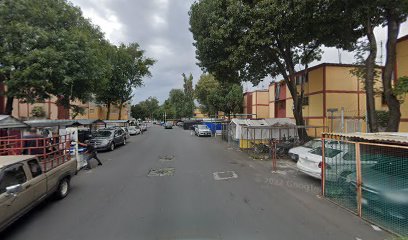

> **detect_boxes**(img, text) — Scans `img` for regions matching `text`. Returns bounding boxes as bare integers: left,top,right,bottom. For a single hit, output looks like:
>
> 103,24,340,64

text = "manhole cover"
159,155,175,161
213,171,238,180
148,168,175,176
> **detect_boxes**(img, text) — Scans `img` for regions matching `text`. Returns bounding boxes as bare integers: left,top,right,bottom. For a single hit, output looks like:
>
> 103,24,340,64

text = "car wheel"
55,177,70,199
110,143,115,151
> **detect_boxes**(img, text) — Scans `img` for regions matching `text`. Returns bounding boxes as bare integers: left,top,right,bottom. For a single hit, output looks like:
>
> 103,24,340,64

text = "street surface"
1,125,391,240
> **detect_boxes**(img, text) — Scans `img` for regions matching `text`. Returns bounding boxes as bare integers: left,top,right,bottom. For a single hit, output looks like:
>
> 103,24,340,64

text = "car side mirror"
6,184,23,196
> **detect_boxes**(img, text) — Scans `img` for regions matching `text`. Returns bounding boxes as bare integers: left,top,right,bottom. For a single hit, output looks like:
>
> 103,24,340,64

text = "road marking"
271,170,287,175
148,168,175,176
371,225,382,231
213,171,238,180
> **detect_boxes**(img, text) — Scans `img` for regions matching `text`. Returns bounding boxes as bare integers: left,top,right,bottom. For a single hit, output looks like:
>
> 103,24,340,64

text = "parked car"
176,121,183,127
346,156,408,220
164,122,173,129
195,124,212,137
89,128,126,151
139,124,147,132
0,155,77,231
297,144,377,181
121,127,131,140
128,126,141,135
288,139,339,161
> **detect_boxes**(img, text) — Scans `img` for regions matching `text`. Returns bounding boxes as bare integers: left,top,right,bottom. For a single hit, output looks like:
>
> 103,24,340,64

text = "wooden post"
321,137,326,196
355,142,362,217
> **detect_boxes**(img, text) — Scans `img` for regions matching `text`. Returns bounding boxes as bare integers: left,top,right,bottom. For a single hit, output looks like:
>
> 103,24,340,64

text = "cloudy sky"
70,0,408,104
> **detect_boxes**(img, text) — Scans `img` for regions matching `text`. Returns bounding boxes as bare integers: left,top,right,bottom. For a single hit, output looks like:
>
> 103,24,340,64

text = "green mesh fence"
324,141,357,213
359,144,408,236
324,140,408,236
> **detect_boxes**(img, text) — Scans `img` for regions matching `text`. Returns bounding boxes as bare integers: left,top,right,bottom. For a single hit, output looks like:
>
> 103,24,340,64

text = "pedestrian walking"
78,142,102,170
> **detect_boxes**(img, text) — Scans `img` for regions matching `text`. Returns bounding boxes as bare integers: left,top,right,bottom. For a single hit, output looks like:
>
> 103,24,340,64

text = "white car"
139,124,147,132
128,126,141,135
288,139,322,161
297,143,378,181
194,125,212,137
289,139,340,161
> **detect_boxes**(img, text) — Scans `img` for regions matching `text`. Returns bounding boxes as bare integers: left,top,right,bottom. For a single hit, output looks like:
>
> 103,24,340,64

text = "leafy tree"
96,43,154,119
337,0,407,132
0,0,109,115
31,106,46,118
116,43,155,120
207,83,243,117
131,96,160,120
195,73,220,114
71,105,85,119
393,76,408,102
182,73,195,118
168,89,186,119
190,0,361,139
381,0,408,131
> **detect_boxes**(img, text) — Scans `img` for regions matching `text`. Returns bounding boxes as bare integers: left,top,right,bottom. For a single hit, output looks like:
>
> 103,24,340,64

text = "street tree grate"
213,171,238,180
148,168,175,177
159,155,175,161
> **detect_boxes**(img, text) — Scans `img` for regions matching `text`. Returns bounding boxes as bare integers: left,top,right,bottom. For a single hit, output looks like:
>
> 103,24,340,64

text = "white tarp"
231,118,297,140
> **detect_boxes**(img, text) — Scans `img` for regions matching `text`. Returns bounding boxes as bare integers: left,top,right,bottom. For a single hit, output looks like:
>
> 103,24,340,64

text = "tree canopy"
0,0,154,119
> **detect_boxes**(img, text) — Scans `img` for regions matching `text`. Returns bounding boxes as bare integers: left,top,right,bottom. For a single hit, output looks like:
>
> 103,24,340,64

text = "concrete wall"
396,35,408,131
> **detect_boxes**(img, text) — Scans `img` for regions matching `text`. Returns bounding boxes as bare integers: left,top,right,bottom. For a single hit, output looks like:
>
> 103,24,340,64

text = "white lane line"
371,225,382,231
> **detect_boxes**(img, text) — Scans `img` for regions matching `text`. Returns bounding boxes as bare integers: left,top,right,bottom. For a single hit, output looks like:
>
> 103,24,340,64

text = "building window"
89,109,95,113
295,74,308,85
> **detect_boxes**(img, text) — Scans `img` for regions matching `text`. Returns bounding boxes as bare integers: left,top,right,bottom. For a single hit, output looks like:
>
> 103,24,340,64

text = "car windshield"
309,147,342,158
93,131,112,138
303,140,321,148
197,125,208,129
128,126,136,130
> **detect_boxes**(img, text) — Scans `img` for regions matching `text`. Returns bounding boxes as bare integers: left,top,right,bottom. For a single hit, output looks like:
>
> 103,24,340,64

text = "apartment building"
243,90,269,119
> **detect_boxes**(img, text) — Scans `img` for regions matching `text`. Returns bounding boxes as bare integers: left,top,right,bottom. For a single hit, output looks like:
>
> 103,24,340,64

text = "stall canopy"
230,118,297,140
0,115,29,129
24,119,76,128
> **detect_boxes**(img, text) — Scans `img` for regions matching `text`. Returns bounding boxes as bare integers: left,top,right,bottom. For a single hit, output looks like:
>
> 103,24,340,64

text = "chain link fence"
322,135,408,236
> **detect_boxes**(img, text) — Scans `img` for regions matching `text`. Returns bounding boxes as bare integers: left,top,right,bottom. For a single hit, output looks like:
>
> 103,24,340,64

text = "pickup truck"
0,155,77,231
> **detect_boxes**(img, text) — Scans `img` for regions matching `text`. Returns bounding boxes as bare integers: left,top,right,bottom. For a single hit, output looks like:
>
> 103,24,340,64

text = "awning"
0,115,29,129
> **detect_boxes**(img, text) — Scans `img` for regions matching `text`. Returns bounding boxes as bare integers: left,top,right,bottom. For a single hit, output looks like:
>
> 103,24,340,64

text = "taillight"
318,162,330,169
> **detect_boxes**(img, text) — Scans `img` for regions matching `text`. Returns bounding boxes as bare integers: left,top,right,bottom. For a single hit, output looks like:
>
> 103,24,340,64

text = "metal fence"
0,134,72,172
237,125,326,160
322,137,408,236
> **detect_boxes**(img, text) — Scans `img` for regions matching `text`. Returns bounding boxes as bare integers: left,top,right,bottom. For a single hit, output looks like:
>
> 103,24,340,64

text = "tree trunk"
383,14,401,132
5,96,14,115
365,20,379,133
118,102,123,120
106,103,111,120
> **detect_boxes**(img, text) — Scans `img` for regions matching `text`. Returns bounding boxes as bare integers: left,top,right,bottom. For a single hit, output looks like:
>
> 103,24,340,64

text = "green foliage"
131,96,160,120
95,43,155,119
207,83,243,116
31,106,46,118
182,73,195,118
0,0,109,109
195,73,220,113
190,0,362,135
375,110,390,129
393,76,408,102
71,105,85,119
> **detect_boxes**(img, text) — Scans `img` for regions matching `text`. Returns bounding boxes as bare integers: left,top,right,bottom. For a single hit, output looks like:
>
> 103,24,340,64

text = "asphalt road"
1,125,391,240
